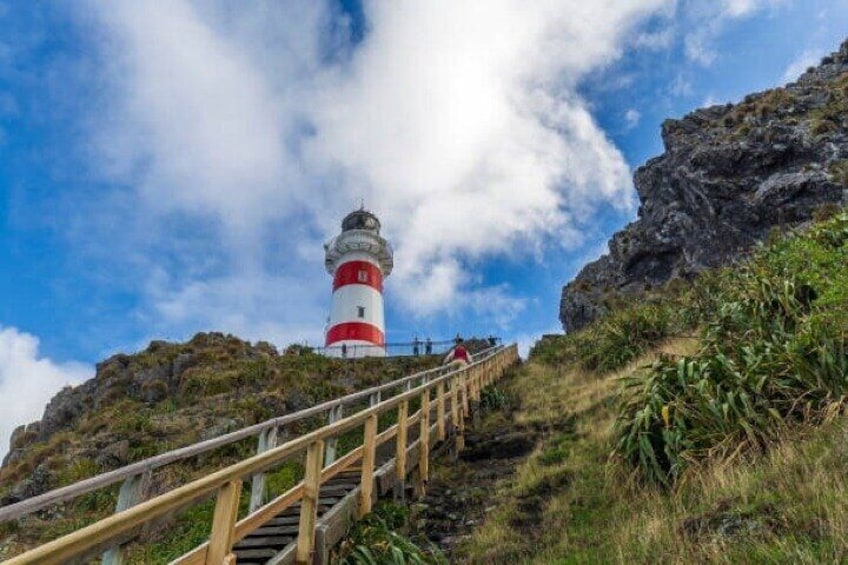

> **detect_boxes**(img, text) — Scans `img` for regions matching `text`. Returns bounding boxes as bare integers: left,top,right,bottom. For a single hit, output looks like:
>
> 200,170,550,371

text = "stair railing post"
436,382,446,441
324,405,343,467
395,400,409,501
461,366,470,416
457,372,467,453
207,480,242,565
471,366,482,428
451,375,464,459
416,387,430,499
249,426,279,513
101,471,150,565
296,440,325,565
360,414,378,516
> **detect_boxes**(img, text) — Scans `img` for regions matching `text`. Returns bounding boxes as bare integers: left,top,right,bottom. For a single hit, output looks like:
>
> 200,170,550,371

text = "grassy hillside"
453,209,848,562
0,334,448,561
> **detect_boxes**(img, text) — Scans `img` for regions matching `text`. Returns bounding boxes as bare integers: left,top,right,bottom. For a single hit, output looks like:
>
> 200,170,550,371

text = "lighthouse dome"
341,209,381,233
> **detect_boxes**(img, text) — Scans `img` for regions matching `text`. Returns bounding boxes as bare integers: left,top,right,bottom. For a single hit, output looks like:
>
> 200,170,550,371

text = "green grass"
615,211,848,485
460,209,848,563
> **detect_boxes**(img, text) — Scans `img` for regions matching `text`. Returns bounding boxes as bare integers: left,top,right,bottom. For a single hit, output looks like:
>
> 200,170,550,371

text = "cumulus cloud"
624,108,642,130
0,327,91,460
681,0,784,66
143,267,329,348
80,0,673,331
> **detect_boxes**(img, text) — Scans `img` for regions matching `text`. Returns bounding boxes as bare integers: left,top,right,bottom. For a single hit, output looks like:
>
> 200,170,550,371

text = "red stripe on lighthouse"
325,323,385,346
333,261,383,292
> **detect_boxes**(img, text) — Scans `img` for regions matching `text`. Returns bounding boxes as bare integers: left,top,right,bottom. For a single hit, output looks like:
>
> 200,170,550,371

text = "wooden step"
233,547,280,561
235,535,294,549
249,525,300,537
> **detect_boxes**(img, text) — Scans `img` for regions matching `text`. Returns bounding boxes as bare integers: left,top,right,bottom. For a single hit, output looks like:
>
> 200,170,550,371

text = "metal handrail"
0,345,503,522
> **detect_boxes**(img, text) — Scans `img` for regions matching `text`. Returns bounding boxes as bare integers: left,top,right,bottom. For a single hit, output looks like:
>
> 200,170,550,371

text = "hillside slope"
0,333,448,559
561,39,848,332
454,210,848,562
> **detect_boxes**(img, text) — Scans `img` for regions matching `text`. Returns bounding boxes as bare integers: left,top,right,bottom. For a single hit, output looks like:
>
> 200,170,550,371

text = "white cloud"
633,28,674,50
0,327,91,461
721,0,760,17
702,94,721,107
78,0,674,329
624,108,642,129
671,73,694,97
684,30,718,66
142,266,329,348
680,0,784,67
782,49,821,83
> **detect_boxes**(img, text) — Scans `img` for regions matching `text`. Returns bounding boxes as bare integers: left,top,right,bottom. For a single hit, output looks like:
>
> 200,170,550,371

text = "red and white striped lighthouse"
324,208,393,357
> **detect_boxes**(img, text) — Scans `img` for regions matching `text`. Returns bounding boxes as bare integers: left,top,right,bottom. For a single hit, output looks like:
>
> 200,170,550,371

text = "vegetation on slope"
0,333,446,560
457,357,847,563
451,209,848,562
616,209,848,485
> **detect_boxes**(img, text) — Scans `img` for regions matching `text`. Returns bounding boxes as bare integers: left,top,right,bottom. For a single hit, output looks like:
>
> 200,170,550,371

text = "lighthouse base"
323,340,387,359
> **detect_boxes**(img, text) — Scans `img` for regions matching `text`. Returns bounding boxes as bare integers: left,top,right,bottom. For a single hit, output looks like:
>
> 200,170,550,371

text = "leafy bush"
614,211,848,485
578,304,672,373
480,386,510,411
531,300,678,374
336,502,447,564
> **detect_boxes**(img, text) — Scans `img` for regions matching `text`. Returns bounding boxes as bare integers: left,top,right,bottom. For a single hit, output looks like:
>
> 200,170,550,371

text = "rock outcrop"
560,40,848,332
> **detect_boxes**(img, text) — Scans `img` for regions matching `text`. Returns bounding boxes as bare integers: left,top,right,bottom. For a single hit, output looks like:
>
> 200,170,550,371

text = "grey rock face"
560,40,848,332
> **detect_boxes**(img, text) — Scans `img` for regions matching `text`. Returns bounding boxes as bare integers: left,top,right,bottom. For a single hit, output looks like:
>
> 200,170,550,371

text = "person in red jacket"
444,337,472,367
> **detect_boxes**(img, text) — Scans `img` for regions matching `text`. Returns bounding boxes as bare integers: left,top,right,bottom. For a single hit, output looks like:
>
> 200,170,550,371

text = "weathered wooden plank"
249,426,279,513
101,470,150,565
323,405,343,467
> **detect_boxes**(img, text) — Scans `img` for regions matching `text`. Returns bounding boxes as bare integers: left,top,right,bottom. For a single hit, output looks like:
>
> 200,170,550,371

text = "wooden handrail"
0,346,500,523
3,344,518,565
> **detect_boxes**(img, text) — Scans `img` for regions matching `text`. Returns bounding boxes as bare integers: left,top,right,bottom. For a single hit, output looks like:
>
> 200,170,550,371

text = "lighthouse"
324,208,393,357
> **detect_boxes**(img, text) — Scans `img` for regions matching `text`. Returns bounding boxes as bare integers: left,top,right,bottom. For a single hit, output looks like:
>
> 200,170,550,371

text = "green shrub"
578,303,672,373
335,502,447,564
614,211,848,485
480,386,510,411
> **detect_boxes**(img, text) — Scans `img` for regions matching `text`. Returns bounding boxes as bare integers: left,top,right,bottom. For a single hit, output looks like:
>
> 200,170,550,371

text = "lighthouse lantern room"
324,208,393,357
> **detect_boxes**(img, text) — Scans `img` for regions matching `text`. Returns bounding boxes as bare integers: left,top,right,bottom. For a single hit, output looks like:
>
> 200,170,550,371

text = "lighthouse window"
357,306,365,318
358,270,368,283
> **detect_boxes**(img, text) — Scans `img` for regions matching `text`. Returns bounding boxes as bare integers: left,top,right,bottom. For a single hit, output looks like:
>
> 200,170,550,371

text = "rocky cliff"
560,40,848,332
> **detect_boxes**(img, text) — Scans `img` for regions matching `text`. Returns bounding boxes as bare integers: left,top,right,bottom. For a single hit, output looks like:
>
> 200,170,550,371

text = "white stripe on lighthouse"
328,284,385,329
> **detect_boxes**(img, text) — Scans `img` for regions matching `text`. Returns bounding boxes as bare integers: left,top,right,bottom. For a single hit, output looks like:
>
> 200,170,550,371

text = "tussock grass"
616,211,848,485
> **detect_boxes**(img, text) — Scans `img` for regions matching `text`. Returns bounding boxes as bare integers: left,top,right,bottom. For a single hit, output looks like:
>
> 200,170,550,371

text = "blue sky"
1,0,848,455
